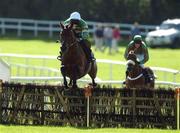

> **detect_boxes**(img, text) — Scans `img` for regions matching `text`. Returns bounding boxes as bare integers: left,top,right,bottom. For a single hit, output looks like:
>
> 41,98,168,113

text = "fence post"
40,87,45,125
1,20,5,35
132,88,136,127
49,22,53,38
176,88,180,130
34,21,38,37
84,85,93,127
0,80,2,123
17,21,22,37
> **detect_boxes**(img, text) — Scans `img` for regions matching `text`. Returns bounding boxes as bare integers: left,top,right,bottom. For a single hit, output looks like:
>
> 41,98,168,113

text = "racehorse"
58,23,97,88
125,50,155,89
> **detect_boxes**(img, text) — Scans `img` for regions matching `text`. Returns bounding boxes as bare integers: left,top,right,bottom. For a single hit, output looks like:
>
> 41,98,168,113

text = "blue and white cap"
69,12,81,20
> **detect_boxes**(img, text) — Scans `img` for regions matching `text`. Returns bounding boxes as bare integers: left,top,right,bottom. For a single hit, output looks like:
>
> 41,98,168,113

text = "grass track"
0,125,179,133
0,37,180,82
0,37,179,132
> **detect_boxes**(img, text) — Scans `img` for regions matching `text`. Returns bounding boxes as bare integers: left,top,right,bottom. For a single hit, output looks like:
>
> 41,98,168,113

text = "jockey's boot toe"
92,58,96,62
57,56,62,61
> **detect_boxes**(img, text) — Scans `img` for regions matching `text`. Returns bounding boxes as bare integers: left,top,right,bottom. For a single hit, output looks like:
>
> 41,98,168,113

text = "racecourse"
0,125,179,133
0,37,180,132
0,37,179,82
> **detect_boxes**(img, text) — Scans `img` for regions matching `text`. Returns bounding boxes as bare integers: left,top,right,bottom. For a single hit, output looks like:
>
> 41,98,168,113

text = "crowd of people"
93,21,141,54
94,24,121,54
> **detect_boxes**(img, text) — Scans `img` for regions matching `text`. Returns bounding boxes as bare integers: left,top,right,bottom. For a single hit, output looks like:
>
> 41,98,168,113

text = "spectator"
103,26,113,54
130,22,141,39
112,25,121,53
94,24,104,52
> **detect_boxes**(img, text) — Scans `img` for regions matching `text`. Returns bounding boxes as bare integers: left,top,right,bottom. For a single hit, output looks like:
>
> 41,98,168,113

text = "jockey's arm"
124,41,134,60
142,42,149,64
81,22,89,39
124,47,128,60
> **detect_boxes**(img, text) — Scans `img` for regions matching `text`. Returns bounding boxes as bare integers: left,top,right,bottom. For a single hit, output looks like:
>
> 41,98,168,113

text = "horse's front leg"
72,65,78,88
61,66,68,88
91,78,97,87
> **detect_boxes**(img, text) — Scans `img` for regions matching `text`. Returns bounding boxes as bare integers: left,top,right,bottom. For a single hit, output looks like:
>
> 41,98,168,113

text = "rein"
127,73,143,80
66,40,77,48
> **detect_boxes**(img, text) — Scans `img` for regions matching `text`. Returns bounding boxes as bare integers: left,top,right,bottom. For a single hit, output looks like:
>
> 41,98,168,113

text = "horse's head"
126,50,139,72
59,22,76,48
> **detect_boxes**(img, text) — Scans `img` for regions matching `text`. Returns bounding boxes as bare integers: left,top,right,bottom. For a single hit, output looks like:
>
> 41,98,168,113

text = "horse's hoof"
72,85,78,89
92,83,97,88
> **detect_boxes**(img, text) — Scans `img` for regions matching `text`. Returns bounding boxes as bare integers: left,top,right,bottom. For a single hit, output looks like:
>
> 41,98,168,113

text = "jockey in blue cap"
61,12,95,63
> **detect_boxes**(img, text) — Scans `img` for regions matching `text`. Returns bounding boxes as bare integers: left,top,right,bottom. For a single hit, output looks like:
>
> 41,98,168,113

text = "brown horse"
58,23,97,88
125,50,155,89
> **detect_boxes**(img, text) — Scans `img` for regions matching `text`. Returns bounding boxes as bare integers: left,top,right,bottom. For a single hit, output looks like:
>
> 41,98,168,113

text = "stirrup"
57,56,62,61
92,58,96,61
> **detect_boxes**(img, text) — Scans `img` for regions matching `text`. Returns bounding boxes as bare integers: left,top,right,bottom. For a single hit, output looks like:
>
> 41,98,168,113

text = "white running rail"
0,17,156,37
0,53,179,87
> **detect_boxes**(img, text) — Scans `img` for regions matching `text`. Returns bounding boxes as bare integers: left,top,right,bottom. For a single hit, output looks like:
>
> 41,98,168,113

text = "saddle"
79,39,95,63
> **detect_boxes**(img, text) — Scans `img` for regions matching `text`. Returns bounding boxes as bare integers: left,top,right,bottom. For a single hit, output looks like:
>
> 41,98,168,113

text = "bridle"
126,58,143,81
61,29,78,50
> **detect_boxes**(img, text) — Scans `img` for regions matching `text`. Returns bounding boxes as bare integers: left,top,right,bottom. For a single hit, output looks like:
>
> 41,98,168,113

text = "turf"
0,125,179,133
0,37,179,132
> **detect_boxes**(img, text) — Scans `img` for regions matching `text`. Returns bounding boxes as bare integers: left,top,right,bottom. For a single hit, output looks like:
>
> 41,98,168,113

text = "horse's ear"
68,23,73,29
60,22,64,30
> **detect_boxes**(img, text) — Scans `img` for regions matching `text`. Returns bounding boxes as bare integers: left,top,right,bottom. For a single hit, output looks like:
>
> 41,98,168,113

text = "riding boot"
79,39,96,63
143,69,151,84
123,71,128,84
57,45,66,61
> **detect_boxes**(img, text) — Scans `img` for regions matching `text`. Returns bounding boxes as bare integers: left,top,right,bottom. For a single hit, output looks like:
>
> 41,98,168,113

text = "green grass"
0,125,179,133
0,37,180,82
0,37,179,132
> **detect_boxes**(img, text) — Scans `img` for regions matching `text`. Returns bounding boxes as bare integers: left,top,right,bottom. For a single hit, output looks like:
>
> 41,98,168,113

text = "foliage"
0,0,180,24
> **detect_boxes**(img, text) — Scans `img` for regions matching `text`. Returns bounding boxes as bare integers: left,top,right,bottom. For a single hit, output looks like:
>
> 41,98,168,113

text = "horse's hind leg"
88,62,97,87
69,79,73,86
61,66,68,88
72,65,78,88
72,80,78,88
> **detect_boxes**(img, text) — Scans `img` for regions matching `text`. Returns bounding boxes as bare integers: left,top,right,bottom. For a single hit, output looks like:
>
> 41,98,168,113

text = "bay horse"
125,50,155,89
58,23,97,88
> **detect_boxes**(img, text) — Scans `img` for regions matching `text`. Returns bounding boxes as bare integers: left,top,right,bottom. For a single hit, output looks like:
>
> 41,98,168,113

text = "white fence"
0,53,180,87
0,17,157,37
0,58,10,82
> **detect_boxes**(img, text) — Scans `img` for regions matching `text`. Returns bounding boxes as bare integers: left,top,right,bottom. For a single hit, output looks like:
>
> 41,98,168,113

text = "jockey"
124,35,152,83
62,11,95,63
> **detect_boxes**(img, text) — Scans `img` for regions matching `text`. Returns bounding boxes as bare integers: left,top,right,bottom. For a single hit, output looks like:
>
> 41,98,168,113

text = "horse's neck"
65,41,83,57
129,65,143,77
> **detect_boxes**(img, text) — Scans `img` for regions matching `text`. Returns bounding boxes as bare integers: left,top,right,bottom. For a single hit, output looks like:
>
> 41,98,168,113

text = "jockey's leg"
57,44,66,61
123,70,128,84
139,64,149,83
79,39,96,63
141,65,153,84
61,66,68,88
